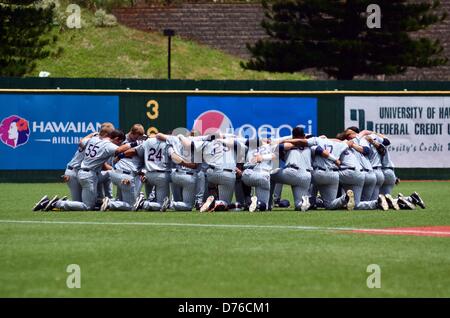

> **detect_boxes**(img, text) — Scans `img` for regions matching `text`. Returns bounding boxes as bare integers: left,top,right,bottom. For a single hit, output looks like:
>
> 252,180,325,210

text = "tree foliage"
0,0,56,76
242,0,448,79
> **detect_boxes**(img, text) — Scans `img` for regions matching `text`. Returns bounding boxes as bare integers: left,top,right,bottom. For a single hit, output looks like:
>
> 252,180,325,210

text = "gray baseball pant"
242,169,271,207
108,171,139,211
370,168,385,201
380,168,396,195
206,168,236,205
170,170,197,211
64,167,82,202
142,171,171,211
312,170,347,210
57,170,98,211
271,168,311,208
361,170,377,202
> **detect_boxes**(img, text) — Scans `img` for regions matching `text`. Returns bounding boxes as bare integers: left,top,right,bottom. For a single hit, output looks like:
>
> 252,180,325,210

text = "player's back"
80,136,118,173
203,139,240,170
139,138,170,172
285,146,312,171
308,137,347,170
352,137,373,171
115,140,144,173
360,134,383,168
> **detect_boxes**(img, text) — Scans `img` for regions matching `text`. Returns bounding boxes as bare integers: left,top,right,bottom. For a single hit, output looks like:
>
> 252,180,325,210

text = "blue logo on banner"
0,94,119,170
187,96,317,138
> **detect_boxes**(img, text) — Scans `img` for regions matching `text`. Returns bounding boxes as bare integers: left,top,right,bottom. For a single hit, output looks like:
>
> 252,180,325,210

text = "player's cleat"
32,195,49,211
397,193,416,210
384,194,400,210
133,192,145,211
346,190,355,211
300,195,311,212
44,195,60,211
229,202,243,212
195,201,203,211
278,199,290,208
160,197,170,212
377,194,389,211
100,197,110,211
212,200,228,212
249,196,258,212
410,192,425,209
200,196,215,213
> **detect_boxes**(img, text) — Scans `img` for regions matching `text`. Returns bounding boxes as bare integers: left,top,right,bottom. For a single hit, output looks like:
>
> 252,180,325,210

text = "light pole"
163,29,175,80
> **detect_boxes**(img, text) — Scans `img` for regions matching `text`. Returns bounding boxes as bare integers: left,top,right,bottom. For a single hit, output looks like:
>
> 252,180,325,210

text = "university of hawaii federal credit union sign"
345,96,450,168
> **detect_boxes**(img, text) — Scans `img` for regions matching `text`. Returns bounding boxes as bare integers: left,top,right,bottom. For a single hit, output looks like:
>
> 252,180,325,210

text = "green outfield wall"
1,78,449,182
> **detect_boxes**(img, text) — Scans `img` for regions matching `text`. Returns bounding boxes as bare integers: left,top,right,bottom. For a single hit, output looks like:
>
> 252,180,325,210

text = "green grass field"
1,181,449,297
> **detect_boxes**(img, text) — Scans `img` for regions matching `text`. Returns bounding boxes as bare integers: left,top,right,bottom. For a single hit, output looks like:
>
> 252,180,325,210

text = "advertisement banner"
186,96,317,139
345,96,450,168
0,94,119,170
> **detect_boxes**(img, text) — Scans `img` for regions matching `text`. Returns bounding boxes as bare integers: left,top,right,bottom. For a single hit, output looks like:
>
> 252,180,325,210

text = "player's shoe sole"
133,193,145,211
160,197,170,212
32,195,49,211
385,194,400,210
397,193,416,210
44,195,59,211
410,192,426,209
378,194,389,211
300,195,311,212
100,197,110,211
249,196,258,212
346,190,355,211
200,196,215,213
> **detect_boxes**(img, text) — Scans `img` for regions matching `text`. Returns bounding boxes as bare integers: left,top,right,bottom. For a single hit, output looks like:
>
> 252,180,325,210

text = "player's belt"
373,166,382,170
115,169,135,176
149,170,170,173
67,165,75,170
209,165,234,173
314,167,339,172
361,168,370,172
285,165,312,172
339,167,355,171
382,167,395,170
81,168,98,174
175,169,195,175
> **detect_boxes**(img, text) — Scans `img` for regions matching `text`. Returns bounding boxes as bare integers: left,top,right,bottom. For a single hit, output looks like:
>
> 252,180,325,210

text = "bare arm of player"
318,147,341,167
114,143,134,155
347,140,372,156
78,132,96,149
156,133,168,141
178,134,192,149
103,162,113,171
123,148,137,158
283,138,309,147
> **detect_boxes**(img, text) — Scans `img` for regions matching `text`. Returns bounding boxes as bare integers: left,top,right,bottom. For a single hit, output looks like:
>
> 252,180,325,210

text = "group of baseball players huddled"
33,121,426,213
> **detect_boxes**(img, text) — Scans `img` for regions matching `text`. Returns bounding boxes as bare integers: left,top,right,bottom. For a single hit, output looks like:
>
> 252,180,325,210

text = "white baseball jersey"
66,139,89,169
360,134,382,168
284,146,312,171
115,140,144,174
307,137,348,170
245,143,276,171
136,138,171,172
202,138,246,170
351,137,373,171
80,136,118,172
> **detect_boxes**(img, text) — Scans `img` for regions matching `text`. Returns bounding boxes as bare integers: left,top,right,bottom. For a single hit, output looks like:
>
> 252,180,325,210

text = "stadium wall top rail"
1,78,450,92
2,88,450,95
